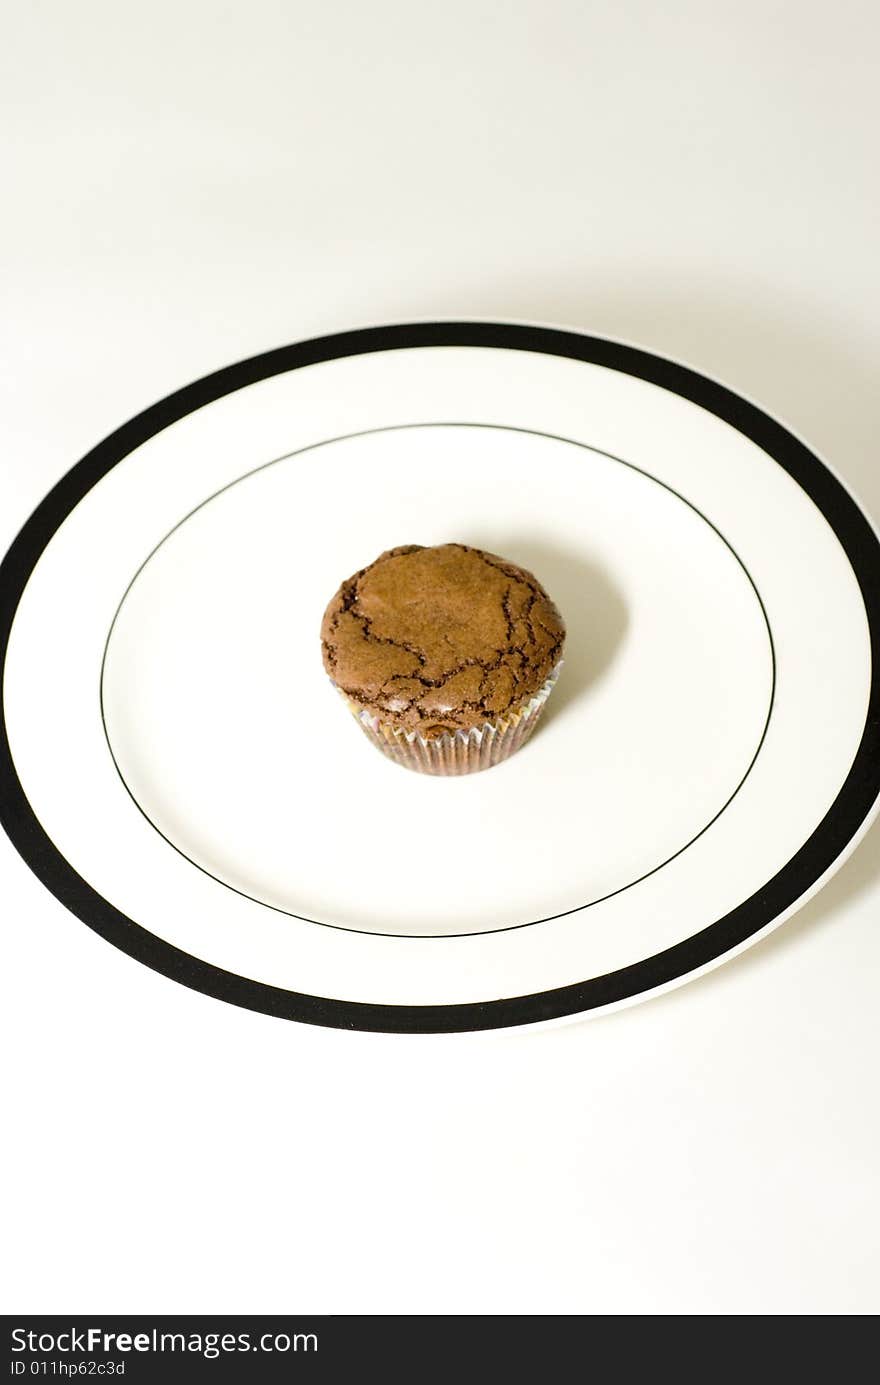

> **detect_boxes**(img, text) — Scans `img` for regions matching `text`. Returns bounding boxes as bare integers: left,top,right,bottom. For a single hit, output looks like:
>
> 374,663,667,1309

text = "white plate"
2,322,879,1031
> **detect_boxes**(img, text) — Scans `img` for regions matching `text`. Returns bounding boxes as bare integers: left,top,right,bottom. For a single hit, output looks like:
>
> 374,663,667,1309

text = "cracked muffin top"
320,543,565,735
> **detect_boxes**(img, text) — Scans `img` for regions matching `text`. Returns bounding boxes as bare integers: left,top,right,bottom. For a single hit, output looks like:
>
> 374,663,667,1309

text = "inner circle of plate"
1,322,878,1032
99,422,776,939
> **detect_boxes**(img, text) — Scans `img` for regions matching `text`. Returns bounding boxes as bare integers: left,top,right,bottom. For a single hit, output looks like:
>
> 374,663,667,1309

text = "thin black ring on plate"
1,322,878,1032
98,420,777,940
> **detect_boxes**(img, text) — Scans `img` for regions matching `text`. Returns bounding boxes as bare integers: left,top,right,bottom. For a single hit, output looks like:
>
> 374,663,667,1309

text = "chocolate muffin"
320,543,565,775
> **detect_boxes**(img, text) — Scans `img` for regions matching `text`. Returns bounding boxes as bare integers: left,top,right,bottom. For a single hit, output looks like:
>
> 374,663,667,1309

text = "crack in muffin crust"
320,543,566,734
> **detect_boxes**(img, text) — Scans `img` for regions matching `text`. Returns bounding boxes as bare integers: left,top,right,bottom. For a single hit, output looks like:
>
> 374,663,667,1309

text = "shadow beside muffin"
459,534,629,728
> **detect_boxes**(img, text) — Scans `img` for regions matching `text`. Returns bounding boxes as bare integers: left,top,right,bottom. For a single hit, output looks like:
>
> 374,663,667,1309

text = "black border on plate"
1,322,878,1032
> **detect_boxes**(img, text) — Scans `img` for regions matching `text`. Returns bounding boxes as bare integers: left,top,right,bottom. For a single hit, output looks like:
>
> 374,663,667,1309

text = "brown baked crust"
320,543,565,734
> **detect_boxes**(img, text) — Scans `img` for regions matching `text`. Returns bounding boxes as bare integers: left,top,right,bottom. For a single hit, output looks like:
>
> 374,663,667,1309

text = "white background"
2,0,878,1314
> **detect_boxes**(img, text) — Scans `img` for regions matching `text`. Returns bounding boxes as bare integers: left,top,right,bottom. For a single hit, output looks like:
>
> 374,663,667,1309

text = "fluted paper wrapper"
338,665,562,776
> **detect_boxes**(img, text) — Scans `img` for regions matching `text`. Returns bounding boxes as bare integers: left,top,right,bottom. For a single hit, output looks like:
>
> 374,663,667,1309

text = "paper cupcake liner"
339,664,562,776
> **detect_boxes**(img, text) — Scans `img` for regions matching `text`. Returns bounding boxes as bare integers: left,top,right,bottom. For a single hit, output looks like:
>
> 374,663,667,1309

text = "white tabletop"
2,0,878,1314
